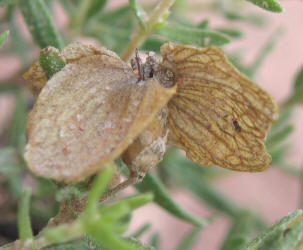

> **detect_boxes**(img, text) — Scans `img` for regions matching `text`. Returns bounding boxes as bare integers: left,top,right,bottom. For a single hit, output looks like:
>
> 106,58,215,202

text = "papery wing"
24,54,175,183
161,43,278,171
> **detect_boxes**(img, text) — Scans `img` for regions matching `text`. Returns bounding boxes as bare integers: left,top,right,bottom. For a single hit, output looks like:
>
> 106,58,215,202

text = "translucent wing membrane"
24,52,175,183
161,43,278,172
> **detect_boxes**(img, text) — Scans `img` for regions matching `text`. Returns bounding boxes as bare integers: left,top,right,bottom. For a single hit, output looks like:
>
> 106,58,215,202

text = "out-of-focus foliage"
0,30,9,48
2,0,303,249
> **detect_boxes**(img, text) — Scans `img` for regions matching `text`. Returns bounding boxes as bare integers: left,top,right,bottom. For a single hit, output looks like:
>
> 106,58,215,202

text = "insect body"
23,42,278,188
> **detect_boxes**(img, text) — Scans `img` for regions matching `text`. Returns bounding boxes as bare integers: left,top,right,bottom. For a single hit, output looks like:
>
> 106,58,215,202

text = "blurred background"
1,0,303,249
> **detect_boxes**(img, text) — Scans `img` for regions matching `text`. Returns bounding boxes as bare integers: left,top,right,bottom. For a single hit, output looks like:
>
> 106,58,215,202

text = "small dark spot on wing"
232,120,241,132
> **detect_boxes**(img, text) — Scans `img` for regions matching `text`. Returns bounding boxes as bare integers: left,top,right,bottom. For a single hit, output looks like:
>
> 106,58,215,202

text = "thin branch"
121,0,175,61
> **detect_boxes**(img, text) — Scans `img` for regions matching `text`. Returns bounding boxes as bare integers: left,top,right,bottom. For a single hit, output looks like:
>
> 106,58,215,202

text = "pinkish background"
1,1,303,249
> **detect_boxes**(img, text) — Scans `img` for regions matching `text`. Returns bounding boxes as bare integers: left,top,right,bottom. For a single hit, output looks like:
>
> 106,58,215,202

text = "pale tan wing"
24,54,176,183
161,43,278,172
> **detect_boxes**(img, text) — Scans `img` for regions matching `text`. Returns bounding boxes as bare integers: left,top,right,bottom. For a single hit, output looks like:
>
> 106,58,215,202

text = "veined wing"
161,43,278,171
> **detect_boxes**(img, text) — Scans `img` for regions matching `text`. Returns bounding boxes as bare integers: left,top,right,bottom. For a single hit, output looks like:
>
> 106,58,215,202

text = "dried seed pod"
24,51,176,183
161,42,278,171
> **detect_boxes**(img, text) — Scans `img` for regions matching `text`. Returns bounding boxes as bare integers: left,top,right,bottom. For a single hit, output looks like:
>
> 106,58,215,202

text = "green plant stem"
26,221,84,249
70,0,91,35
121,0,175,61
18,189,33,241
300,175,303,208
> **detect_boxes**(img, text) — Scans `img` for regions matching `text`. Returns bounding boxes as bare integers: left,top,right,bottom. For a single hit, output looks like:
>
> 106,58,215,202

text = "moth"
23,42,278,192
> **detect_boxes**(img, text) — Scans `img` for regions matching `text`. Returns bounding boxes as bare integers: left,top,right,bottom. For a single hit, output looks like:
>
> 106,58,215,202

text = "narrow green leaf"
290,66,303,103
171,14,196,28
140,37,163,53
39,46,66,79
161,150,241,218
20,0,64,49
221,211,255,250
135,172,209,227
269,145,289,165
161,149,226,180
18,188,33,240
45,240,89,250
244,209,303,249
44,222,83,245
220,10,266,26
87,222,139,250
114,214,133,235
149,232,160,250
97,5,133,27
266,125,294,149
129,0,148,28
197,19,209,29
156,25,230,47
85,235,103,249
126,237,155,250
84,164,113,221
294,67,303,94
176,227,201,250
9,89,27,153
0,30,9,48
99,193,153,221
215,28,243,38
227,51,251,76
248,28,283,77
87,6,135,53
273,219,303,250
258,227,285,250
86,194,152,250
270,110,292,133
122,193,154,211
246,0,284,13
276,164,303,177
131,223,152,238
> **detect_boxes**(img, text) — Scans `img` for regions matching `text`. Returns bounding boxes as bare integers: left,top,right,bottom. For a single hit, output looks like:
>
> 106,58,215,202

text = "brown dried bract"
24,51,176,183
23,61,48,96
161,43,278,172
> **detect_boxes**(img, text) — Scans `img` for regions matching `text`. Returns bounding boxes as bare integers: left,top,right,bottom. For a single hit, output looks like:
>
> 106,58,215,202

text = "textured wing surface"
24,54,175,183
161,43,278,171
